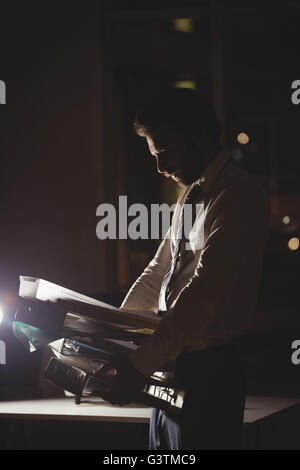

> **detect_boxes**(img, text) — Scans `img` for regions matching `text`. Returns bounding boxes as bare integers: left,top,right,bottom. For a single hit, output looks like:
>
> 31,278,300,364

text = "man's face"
146,122,205,187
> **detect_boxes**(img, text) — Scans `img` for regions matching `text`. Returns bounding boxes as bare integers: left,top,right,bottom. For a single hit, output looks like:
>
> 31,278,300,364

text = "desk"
243,396,300,449
0,397,150,449
0,396,150,423
1,396,300,449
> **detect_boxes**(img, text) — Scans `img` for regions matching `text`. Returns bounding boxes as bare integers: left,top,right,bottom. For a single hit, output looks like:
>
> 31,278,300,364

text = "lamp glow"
173,18,193,33
0,307,3,325
237,132,249,145
174,80,196,90
288,237,299,251
282,216,290,225
232,148,243,161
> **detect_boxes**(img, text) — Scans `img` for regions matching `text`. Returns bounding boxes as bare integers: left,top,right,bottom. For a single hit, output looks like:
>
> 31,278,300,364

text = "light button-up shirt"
121,150,270,378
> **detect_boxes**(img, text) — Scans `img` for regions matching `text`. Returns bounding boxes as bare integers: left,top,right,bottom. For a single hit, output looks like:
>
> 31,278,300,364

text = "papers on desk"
14,276,183,414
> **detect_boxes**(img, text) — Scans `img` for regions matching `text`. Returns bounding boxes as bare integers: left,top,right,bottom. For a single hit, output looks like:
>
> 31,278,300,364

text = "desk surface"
0,397,150,423
0,395,299,424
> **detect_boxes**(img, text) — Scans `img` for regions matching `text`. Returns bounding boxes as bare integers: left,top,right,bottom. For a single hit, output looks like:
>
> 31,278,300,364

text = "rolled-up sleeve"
120,227,172,313
128,186,270,377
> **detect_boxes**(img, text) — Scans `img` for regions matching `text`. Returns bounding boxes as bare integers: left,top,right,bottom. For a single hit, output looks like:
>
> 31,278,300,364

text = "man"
97,87,269,449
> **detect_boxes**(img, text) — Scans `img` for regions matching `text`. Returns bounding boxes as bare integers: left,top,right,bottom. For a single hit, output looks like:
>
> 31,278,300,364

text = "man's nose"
156,155,169,174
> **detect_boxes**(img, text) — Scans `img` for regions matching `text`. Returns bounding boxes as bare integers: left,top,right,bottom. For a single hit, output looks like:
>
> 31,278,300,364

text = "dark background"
0,1,300,396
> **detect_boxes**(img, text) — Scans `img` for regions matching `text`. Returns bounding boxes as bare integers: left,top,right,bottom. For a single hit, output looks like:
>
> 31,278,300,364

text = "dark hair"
134,87,222,141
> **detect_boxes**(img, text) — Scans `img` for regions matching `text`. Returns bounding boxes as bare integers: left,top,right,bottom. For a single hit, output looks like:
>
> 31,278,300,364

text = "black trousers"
149,341,246,450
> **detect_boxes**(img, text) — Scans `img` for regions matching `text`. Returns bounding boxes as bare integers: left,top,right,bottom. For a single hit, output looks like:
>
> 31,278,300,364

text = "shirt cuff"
127,335,175,378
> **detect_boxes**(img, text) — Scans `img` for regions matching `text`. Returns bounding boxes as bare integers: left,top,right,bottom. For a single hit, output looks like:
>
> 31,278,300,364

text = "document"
19,276,160,331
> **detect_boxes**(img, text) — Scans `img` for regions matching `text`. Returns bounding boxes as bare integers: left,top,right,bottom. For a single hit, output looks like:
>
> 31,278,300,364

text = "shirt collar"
193,149,231,193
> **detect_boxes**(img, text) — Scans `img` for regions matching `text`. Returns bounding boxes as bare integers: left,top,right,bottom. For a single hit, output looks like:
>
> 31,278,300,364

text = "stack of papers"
19,276,160,330
13,276,184,413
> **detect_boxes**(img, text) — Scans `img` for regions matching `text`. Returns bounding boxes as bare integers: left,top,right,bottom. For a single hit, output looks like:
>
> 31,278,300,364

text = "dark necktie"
158,183,202,313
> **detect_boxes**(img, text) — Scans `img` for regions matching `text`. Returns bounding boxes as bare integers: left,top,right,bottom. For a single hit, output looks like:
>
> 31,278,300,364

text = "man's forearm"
120,227,172,312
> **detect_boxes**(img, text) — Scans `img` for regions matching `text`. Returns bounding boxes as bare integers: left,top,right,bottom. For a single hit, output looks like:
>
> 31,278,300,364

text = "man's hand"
94,357,146,406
